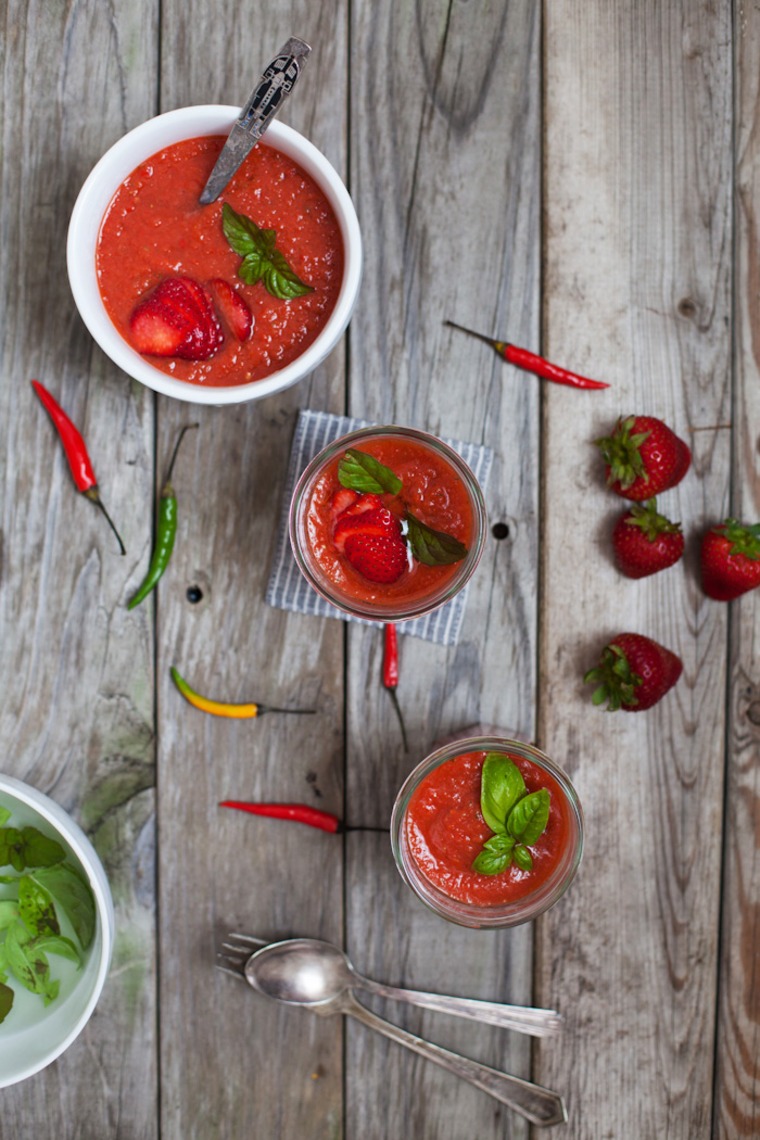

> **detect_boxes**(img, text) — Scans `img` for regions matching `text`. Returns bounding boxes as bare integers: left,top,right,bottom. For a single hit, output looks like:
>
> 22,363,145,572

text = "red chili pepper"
31,380,126,554
219,801,342,833
383,623,408,752
445,321,609,390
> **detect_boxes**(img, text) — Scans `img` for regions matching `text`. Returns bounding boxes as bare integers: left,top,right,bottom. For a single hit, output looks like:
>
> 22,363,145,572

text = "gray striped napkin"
265,409,493,646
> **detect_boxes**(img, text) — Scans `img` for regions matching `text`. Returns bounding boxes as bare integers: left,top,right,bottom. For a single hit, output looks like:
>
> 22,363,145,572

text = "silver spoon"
246,936,562,1036
242,937,567,1127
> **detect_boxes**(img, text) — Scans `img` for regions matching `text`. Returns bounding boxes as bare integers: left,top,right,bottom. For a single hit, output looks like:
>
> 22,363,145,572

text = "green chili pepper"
128,423,198,610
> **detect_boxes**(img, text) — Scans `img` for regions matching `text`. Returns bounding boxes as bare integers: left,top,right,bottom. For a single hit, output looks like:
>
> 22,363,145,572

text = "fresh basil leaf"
512,844,534,872
405,512,468,566
18,875,60,938
472,834,515,875
0,806,11,826
0,899,20,931
480,753,527,834
31,863,96,950
507,788,551,846
1,827,24,871
0,981,13,1024
33,933,81,967
20,825,66,868
5,920,59,1003
338,449,403,495
222,203,313,300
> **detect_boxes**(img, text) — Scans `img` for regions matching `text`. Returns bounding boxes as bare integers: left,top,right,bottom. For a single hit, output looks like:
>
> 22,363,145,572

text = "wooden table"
2,2,758,1136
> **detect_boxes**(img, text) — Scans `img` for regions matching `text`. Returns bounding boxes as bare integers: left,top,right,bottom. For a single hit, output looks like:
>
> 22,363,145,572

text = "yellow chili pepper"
170,667,316,719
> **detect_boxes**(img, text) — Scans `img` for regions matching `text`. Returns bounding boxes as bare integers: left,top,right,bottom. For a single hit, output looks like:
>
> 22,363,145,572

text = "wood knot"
747,701,760,726
677,298,698,319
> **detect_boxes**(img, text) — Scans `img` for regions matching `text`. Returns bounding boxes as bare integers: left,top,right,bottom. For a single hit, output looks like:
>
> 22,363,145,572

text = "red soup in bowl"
391,738,584,927
97,135,344,388
67,108,362,405
288,425,488,622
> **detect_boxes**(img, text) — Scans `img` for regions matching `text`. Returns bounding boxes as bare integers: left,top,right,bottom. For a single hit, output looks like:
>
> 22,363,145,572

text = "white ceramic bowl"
0,774,115,1087
67,106,363,405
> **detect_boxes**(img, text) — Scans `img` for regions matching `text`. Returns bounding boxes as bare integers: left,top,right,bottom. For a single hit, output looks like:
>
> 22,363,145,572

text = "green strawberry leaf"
222,203,313,300
405,512,468,566
338,449,404,495
472,833,514,875
507,788,551,845
479,753,526,834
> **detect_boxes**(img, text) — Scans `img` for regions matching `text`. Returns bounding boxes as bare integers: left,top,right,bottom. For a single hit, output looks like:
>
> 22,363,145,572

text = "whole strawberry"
611,498,684,579
700,519,760,600
584,632,683,711
595,415,691,500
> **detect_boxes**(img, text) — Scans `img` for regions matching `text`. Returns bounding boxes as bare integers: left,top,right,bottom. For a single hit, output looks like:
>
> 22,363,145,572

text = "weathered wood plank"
540,3,733,1136
153,4,349,1138
345,1,541,1137
0,2,159,1137
714,4,760,1135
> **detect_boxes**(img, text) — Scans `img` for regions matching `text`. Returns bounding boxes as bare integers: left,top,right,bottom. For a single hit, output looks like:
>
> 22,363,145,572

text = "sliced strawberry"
208,278,253,342
329,488,362,519
344,532,408,584
334,505,400,555
129,276,223,361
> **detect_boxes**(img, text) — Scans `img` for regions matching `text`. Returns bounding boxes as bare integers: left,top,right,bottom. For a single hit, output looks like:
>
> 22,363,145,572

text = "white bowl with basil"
0,774,114,1087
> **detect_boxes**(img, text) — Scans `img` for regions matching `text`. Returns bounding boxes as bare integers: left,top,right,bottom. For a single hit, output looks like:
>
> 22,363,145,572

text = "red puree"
306,436,475,607
96,136,344,387
404,751,572,907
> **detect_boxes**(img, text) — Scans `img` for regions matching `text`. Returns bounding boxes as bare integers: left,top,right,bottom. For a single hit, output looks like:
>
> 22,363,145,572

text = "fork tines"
216,930,267,978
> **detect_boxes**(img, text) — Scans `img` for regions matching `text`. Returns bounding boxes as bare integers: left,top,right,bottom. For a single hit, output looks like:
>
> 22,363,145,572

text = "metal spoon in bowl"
243,936,562,1036
231,936,567,1128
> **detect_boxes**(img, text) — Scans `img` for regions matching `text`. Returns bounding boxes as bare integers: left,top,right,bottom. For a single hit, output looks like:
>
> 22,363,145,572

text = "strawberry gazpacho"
289,426,487,621
391,738,583,927
95,135,344,387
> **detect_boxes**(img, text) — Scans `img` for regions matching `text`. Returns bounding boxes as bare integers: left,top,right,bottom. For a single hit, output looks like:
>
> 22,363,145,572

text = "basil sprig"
472,753,551,876
0,812,96,1025
338,449,403,495
337,448,468,568
221,203,313,300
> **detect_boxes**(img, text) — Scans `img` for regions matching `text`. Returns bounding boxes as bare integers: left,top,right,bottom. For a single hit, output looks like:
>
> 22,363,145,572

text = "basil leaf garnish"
472,833,515,876
338,449,403,495
405,512,468,566
479,753,526,834
0,807,10,827
512,844,534,872
507,788,551,846
222,203,313,300
471,756,551,877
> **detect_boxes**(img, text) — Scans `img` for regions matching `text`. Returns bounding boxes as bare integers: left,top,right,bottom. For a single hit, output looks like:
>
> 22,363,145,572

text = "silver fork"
217,932,567,1128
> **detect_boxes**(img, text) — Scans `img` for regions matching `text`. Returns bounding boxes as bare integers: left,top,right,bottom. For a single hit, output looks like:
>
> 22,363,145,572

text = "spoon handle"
342,994,567,1127
358,977,562,1037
